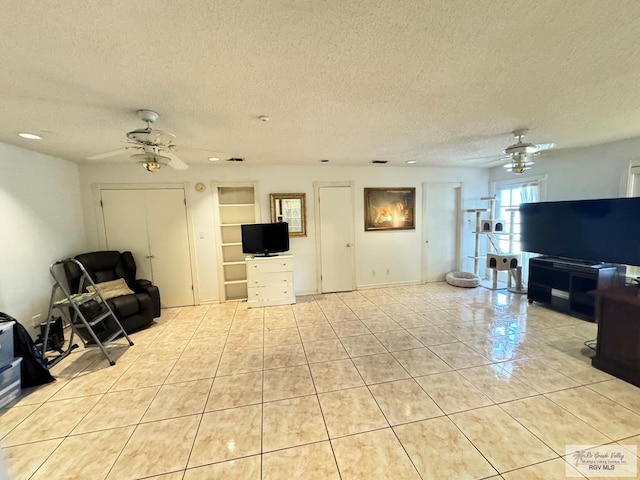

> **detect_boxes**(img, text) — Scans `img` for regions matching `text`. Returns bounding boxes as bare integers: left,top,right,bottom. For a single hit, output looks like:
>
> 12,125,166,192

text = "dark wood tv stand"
527,256,626,321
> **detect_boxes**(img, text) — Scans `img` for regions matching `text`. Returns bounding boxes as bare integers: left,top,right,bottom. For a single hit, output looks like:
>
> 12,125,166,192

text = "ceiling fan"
460,129,554,172
502,128,554,174
87,109,227,172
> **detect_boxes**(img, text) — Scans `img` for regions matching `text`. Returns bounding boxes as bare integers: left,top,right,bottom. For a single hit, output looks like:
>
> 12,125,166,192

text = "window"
492,177,544,281
494,181,540,254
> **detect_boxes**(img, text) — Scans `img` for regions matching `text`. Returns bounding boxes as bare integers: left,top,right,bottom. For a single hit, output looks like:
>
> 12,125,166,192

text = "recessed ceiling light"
18,132,42,140
258,115,270,122
208,157,220,162
406,160,417,164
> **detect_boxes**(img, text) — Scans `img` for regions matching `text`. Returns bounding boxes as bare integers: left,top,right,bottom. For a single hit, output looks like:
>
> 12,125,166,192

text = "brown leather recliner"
64,251,160,332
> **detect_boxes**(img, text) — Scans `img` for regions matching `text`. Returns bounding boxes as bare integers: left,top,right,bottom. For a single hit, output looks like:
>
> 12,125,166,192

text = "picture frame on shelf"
364,187,415,231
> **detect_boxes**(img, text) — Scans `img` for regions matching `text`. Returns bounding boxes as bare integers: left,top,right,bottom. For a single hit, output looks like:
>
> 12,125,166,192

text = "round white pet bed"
445,271,480,288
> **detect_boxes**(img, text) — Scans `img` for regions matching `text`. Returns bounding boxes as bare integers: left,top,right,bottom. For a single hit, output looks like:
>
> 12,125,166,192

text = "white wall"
0,143,86,331
78,163,489,302
489,137,640,200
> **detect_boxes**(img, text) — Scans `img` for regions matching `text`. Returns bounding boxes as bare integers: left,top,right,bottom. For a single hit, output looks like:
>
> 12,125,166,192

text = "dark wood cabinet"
527,256,626,321
592,286,640,387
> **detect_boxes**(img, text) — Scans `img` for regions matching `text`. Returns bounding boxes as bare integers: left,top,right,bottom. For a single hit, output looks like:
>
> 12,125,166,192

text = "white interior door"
101,188,194,307
101,190,153,280
423,183,461,282
145,189,194,307
318,185,355,293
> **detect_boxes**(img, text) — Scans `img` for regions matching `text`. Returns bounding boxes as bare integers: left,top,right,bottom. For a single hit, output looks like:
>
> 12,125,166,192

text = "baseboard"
356,280,422,290
196,299,221,305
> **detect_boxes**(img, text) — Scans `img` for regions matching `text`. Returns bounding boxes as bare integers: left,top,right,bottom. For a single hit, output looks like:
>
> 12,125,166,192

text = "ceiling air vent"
371,160,388,164
226,157,244,162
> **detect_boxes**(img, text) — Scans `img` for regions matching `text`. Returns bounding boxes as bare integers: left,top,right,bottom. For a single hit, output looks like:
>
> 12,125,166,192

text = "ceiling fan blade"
164,152,189,170
86,148,132,160
536,142,555,151
459,154,507,166
174,144,233,160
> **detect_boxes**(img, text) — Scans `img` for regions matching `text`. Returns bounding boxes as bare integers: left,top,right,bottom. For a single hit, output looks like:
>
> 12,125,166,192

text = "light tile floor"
2,283,640,479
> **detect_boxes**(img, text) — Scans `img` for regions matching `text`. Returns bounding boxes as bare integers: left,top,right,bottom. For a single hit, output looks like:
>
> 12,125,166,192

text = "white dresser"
246,254,295,307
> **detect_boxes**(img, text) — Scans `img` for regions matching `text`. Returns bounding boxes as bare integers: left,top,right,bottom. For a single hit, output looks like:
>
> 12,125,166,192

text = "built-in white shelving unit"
213,183,260,301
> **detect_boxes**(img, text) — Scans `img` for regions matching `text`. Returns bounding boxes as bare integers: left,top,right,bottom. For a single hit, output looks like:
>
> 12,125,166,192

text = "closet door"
423,183,461,282
101,188,194,307
101,190,153,280
317,184,355,293
144,189,194,307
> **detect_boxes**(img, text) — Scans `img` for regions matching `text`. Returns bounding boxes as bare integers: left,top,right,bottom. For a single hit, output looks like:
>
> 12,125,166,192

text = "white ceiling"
2,1,640,169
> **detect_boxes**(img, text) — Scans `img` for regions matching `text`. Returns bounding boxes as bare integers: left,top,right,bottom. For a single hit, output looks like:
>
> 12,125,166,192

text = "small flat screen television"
520,197,640,266
241,222,290,257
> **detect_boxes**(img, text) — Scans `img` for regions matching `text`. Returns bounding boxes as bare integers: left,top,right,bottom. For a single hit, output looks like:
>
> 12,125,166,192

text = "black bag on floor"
0,312,55,388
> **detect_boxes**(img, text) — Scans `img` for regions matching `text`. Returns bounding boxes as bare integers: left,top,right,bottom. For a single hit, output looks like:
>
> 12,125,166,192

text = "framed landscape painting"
364,187,415,231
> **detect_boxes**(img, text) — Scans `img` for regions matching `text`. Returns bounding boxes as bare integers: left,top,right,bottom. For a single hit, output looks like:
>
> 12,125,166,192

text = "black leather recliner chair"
64,251,160,332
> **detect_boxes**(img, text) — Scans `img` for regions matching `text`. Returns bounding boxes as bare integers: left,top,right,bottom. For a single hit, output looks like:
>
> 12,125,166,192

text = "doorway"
422,182,462,282
315,182,355,293
100,188,195,307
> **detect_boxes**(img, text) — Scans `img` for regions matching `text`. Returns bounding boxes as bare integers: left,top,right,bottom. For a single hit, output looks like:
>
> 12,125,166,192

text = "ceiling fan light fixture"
142,161,162,172
131,152,171,172
503,154,535,175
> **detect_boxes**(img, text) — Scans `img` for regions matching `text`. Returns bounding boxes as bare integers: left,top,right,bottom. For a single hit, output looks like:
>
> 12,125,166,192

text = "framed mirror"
270,193,306,237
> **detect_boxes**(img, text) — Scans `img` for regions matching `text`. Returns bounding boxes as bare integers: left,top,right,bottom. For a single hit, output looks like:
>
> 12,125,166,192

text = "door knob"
346,243,352,247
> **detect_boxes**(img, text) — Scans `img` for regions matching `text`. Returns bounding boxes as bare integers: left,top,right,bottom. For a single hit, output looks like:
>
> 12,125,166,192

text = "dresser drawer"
247,271,293,287
247,285,295,302
246,257,294,275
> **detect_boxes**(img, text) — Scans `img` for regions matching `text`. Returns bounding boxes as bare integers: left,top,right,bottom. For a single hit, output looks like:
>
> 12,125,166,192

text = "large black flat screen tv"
520,197,640,266
241,222,290,256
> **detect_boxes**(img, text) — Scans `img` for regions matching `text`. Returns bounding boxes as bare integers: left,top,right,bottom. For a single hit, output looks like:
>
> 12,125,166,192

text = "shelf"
223,261,247,266
528,256,626,321
224,280,248,285
472,231,517,236
219,203,255,207
220,223,248,227
221,242,242,247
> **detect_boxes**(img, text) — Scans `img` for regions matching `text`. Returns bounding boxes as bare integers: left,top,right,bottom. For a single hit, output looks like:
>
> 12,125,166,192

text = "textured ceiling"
2,0,640,169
